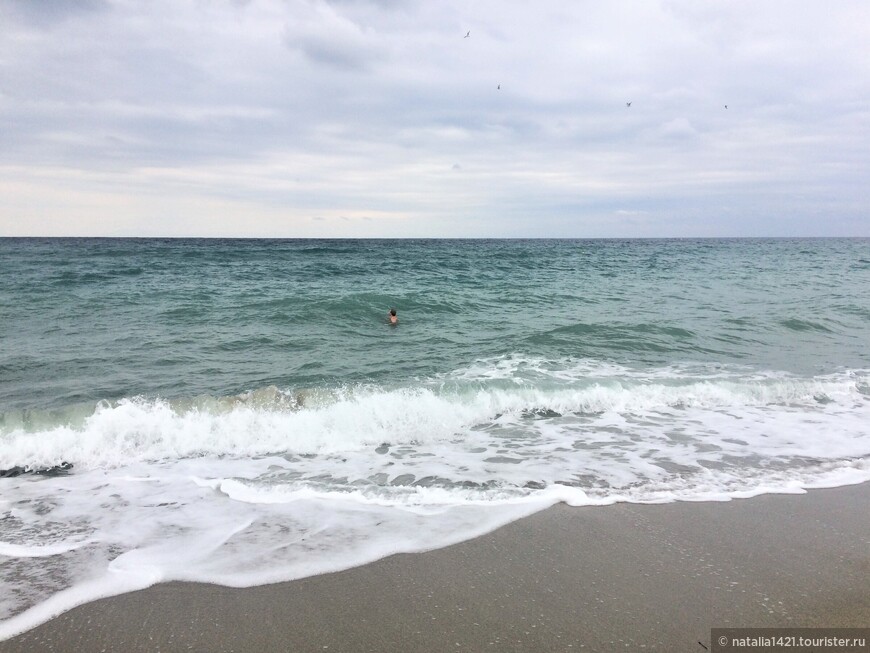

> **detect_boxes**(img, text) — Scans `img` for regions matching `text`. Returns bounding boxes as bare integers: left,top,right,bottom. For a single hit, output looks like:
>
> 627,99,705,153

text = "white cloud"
1,0,868,236
660,117,698,140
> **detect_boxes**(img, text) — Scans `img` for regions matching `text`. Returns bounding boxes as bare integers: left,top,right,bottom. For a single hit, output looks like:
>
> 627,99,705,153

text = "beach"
3,482,868,652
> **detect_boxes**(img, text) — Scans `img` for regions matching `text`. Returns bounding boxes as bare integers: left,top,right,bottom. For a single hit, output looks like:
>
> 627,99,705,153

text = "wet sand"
3,483,869,652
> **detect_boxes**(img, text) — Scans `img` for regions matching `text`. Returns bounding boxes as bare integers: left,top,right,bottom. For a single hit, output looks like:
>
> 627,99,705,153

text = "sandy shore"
3,482,869,652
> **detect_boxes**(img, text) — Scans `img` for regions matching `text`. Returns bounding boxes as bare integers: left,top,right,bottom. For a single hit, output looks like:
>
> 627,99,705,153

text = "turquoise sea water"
3,238,869,413
1,238,869,637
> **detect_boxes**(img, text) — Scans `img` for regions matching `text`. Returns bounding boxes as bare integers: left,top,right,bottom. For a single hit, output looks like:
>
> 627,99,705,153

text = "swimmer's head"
390,308,396,316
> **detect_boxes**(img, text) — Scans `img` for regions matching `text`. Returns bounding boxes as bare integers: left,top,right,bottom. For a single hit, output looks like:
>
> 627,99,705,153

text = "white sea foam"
0,363,865,469
0,540,96,558
1,360,869,640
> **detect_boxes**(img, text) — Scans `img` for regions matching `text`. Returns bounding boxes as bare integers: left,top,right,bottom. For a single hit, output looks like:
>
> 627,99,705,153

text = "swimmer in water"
388,308,398,324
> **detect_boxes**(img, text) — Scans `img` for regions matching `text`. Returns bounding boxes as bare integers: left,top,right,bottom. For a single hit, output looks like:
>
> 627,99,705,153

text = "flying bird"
464,31,470,38
725,105,728,109
497,84,500,90
626,102,632,107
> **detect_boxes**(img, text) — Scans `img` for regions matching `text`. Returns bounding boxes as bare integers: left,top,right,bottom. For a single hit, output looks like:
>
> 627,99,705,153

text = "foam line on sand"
3,483,869,652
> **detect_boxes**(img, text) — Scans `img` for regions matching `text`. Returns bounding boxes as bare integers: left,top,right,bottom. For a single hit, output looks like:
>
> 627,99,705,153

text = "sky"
0,0,868,238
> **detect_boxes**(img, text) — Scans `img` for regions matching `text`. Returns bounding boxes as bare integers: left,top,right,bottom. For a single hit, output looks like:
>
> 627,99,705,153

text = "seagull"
464,31,470,38
626,102,632,107
724,105,728,109
497,84,500,90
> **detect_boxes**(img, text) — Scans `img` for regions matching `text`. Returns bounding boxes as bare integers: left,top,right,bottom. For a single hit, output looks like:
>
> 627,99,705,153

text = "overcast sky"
1,0,868,237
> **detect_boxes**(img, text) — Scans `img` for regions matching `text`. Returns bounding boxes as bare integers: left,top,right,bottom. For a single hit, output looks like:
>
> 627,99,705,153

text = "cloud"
660,117,698,140
283,1,388,71
0,0,868,237
0,0,109,27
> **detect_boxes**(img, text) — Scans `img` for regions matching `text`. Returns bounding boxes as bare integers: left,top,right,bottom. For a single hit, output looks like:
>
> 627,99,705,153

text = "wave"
48,267,144,287
1,360,867,471
780,317,836,333
1,358,868,641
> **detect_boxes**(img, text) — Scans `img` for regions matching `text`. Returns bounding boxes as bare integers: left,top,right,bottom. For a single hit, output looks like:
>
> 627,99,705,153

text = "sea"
1,237,869,638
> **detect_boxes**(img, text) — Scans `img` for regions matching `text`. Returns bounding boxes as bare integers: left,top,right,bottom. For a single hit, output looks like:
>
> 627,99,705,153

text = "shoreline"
3,482,869,652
